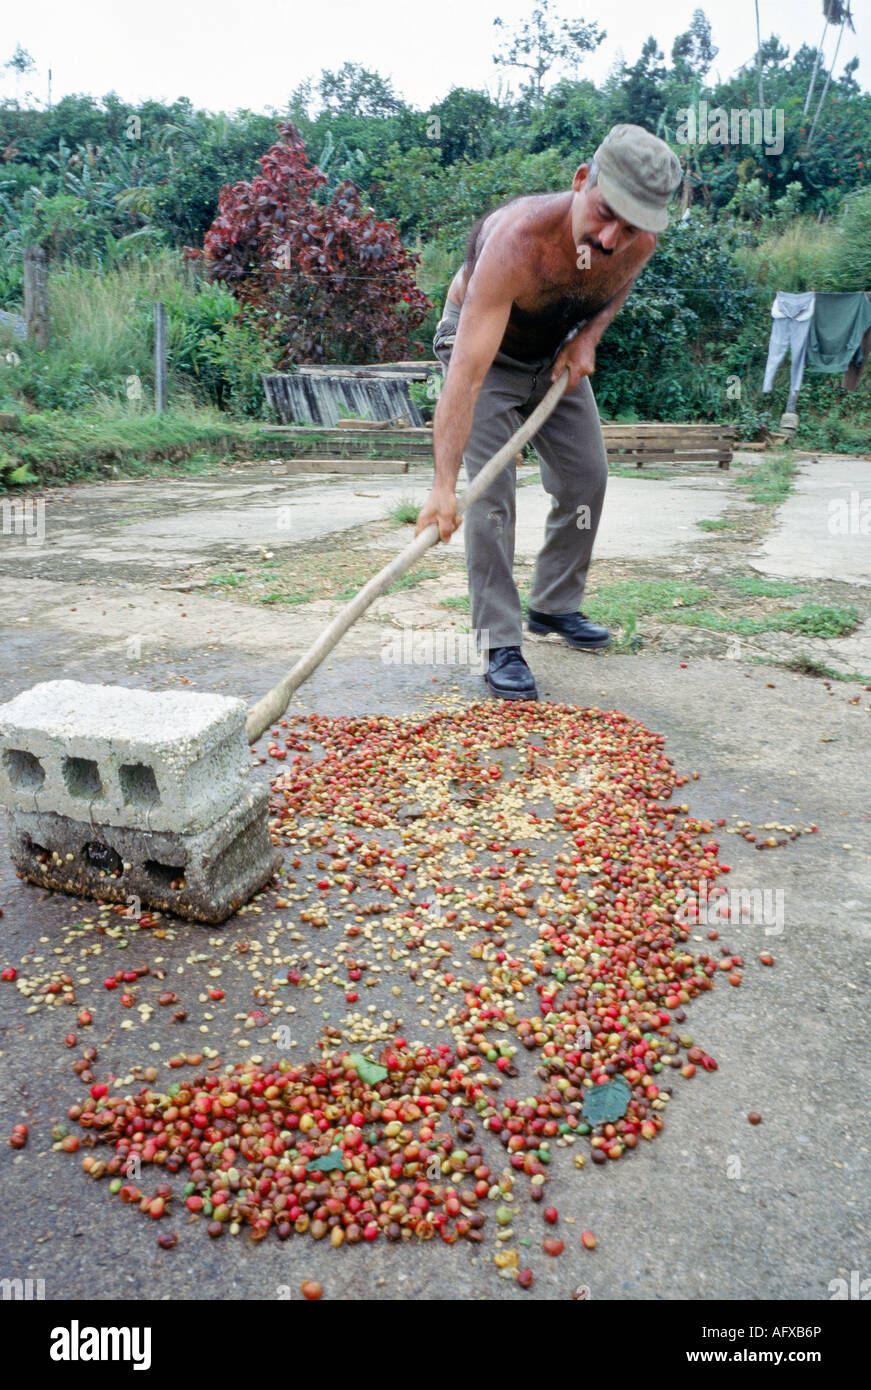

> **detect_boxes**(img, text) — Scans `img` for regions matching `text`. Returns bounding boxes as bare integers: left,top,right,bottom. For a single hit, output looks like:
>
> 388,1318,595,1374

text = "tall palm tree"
807,2,855,149
803,10,831,115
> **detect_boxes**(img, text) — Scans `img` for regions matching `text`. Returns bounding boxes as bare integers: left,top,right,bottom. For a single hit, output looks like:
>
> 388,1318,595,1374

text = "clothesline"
762,289,871,408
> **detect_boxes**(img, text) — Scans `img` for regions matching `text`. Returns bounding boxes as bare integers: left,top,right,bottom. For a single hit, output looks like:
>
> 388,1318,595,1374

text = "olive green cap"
592,124,682,232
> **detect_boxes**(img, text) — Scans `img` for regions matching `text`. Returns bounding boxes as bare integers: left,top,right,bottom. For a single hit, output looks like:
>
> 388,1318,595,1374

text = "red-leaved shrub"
194,123,430,365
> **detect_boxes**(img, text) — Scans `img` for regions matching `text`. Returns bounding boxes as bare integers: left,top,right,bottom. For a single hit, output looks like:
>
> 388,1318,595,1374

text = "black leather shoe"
485,646,538,700
527,608,611,650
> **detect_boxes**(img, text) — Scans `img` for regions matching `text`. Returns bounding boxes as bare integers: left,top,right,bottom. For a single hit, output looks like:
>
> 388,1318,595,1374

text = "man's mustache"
579,236,613,256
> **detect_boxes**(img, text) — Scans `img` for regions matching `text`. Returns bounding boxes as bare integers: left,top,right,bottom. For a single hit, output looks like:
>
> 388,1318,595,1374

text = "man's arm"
416,239,525,542
551,241,656,386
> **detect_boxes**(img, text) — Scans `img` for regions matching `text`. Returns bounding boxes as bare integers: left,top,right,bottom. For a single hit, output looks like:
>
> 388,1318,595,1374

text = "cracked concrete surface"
0,452,869,1302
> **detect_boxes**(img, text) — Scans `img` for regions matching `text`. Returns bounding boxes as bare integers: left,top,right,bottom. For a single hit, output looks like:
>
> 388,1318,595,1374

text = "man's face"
571,165,644,257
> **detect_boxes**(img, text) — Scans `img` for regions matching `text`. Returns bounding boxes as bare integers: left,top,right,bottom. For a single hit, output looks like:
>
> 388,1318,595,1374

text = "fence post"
23,246,49,349
154,301,167,414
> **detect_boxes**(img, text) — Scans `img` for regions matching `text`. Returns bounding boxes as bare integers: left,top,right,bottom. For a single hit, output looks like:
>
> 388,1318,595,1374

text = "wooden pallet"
259,425,432,461
601,423,735,468
258,423,734,469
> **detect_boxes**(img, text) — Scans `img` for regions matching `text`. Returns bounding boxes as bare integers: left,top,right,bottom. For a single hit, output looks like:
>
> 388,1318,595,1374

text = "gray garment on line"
433,300,608,650
808,291,871,374
762,291,815,397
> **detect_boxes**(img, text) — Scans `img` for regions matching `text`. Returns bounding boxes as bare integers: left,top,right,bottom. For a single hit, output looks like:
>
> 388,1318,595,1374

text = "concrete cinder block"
0,681,252,835
6,787,281,924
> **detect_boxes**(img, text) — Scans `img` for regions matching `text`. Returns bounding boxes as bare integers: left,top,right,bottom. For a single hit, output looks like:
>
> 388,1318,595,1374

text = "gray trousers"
433,301,608,649
762,316,813,402
762,292,815,404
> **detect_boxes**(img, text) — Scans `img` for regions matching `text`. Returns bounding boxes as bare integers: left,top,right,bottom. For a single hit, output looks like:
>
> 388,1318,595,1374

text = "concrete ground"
756,457,871,586
0,451,869,1302
1,458,751,581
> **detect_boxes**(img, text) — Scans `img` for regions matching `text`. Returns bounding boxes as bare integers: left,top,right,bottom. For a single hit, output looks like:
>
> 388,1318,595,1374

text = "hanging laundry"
842,293,871,391
808,292,871,375
762,291,815,401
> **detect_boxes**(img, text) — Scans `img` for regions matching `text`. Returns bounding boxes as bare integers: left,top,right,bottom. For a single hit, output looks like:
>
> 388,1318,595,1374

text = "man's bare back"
446,191,656,362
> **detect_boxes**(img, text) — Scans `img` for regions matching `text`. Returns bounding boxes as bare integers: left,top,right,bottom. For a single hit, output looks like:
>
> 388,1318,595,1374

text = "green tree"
528,78,603,156
317,63,403,118
671,10,718,83
427,88,501,164
4,44,35,78
606,37,668,129
493,2,605,105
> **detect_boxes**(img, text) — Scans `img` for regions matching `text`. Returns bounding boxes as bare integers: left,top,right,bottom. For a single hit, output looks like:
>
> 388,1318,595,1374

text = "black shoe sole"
527,619,611,651
484,673,539,701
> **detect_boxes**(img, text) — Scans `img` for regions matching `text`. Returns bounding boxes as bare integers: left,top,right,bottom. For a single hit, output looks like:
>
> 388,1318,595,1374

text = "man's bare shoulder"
476,192,567,251
465,193,568,289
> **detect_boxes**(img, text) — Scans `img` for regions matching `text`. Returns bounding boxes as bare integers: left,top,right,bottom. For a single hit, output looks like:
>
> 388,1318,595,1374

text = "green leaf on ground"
581,1075,631,1127
306,1149,346,1172
349,1053,389,1085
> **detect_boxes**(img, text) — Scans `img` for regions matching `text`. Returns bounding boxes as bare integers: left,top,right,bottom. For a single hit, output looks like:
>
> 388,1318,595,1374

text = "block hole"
83,842,123,876
145,860,186,891
62,757,102,800
119,762,160,807
3,748,46,791
23,835,49,860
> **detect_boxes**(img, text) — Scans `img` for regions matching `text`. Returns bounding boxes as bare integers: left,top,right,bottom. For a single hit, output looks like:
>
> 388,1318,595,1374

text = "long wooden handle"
245,369,570,742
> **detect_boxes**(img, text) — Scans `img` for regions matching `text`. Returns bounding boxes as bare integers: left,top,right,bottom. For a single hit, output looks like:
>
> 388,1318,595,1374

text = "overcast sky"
2,0,868,112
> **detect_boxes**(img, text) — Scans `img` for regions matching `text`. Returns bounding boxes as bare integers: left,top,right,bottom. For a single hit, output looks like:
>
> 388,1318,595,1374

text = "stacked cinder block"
0,681,281,923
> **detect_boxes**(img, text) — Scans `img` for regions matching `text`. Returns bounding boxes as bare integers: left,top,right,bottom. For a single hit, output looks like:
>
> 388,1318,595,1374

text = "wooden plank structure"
258,422,734,469
262,362,733,468
601,422,735,469
293,362,438,378
262,364,441,428
259,425,432,462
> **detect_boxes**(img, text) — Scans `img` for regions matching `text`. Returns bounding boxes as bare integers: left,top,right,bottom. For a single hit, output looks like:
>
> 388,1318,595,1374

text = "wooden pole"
754,0,764,110
23,246,49,349
245,369,570,742
808,18,847,150
803,21,829,116
154,302,167,414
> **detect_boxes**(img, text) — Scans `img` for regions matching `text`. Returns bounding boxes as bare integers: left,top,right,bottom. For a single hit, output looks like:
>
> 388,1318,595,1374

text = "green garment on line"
808,292,871,374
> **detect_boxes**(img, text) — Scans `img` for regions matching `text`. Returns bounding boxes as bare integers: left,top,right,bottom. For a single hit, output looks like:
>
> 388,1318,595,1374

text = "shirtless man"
415,124,682,700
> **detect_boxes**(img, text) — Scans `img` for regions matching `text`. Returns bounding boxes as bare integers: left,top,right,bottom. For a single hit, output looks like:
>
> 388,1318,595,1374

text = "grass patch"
259,588,318,606
721,575,808,597
581,578,859,651
783,655,844,679
737,451,797,505
587,580,712,628
390,497,421,525
585,580,712,653
661,603,859,639
761,658,871,686
333,567,437,602
439,594,471,611
0,403,423,492
208,571,244,590
696,517,736,531
785,605,859,639
0,404,241,489
608,466,671,480
390,568,437,592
